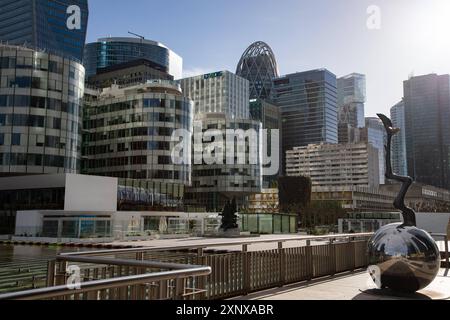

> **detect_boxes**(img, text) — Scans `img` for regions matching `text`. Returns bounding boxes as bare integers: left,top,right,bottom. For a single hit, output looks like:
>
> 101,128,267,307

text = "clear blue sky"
86,0,450,117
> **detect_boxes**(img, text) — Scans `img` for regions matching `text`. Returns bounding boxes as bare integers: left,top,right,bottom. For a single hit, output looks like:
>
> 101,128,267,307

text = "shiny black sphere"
367,223,441,293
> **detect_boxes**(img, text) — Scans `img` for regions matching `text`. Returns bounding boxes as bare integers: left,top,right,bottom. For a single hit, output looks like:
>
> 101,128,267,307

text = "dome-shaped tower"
236,41,279,100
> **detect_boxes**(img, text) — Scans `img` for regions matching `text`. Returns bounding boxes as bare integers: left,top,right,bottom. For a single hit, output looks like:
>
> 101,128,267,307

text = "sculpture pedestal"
218,228,242,238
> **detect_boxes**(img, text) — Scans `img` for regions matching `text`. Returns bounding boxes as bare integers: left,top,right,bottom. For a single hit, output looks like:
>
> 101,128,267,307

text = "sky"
86,0,450,117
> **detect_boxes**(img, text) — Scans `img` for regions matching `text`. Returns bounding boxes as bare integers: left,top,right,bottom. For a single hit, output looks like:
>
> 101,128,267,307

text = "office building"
337,73,366,143
84,37,182,79
0,0,89,61
236,41,279,100
185,113,262,212
360,117,386,185
390,100,407,176
82,80,193,209
404,73,450,190
0,44,85,176
286,143,380,189
87,59,173,88
249,99,281,187
312,186,396,212
272,69,338,173
179,70,250,119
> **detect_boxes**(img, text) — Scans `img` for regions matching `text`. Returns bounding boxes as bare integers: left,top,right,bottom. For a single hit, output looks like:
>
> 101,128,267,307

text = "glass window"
0,133,4,145
11,133,21,146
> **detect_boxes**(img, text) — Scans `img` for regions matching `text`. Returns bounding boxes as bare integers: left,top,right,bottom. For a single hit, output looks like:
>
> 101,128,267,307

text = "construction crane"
128,31,145,41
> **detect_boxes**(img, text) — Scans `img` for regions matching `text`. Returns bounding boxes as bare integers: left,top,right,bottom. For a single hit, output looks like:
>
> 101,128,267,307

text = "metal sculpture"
219,198,239,231
367,114,441,293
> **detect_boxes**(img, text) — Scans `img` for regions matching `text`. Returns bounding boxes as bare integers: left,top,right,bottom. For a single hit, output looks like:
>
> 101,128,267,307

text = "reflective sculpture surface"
367,114,441,293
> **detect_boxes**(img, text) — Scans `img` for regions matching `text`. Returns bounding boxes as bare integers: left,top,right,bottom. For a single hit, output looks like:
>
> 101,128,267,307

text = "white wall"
15,211,43,235
64,174,118,212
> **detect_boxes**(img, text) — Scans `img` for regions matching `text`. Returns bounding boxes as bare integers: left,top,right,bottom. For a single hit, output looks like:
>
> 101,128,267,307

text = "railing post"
445,236,449,268
306,240,313,281
196,248,207,300
174,278,185,300
349,237,356,271
242,244,250,295
278,242,285,287
46,260,56,287
329,238,336,276
55,260,68,287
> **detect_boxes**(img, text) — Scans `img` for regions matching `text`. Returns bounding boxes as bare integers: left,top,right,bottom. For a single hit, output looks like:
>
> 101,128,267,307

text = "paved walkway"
109,234,364,252
230,269,450,300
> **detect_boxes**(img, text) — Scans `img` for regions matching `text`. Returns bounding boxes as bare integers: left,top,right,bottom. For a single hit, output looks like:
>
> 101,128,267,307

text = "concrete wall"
64,174,118,212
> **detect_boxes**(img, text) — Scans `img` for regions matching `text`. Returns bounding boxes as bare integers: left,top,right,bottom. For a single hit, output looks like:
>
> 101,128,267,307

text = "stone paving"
230,269,450,300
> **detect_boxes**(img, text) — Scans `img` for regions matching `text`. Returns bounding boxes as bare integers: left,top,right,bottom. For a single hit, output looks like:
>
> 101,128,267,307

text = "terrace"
0,234,448,300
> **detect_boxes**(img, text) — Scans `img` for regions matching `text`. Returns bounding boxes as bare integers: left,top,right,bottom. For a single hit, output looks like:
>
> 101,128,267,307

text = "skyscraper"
361,117,387,185
0,0,89,61
236,41,279,101
0,44,85,176
84,37,182,79
337,73,366,144
272,69,338,173
179,71,250,119
390,100,408,176
404,74,450,190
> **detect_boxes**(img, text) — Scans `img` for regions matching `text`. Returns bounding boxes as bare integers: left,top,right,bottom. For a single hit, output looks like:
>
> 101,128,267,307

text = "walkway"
231,269,450,300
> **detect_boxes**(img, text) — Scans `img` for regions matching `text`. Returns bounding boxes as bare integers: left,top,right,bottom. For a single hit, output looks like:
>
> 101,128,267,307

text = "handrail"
0,266,211,300
59,233,374,258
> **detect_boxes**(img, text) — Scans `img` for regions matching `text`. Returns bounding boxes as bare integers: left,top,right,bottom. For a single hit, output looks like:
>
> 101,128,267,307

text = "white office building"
286,143,380,189
179,71,250,119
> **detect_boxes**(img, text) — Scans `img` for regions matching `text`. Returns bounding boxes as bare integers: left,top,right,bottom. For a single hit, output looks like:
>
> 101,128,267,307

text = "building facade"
404,73,450,190
312,186,396,212
84,37,182,79
286,143,380,189
337,73,366,144
246,188,279,214
236,41,279,100
390,100,407,176
0,44,85,176
360,117,386,185
87,59,173,88
0,0,89,61
272,69,338,173
82,81,193,209
249,98,281,187
185,113,262,212
179,71,250,119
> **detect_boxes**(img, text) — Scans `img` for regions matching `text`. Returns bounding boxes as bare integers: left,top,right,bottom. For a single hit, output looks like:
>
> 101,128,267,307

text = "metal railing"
0,233,373,300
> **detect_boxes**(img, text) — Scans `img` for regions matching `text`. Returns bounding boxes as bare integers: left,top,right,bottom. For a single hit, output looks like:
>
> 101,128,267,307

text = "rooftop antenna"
128,31,145,41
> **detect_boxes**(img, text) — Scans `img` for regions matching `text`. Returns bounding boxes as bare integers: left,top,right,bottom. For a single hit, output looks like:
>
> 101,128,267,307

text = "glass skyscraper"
390,100,407,177
84,37,183,79
0,44,85,176
272,69,338,173
236,41,279,101
0,0,89,62
362,117,387,185
404,73,450,190
337,73,366,144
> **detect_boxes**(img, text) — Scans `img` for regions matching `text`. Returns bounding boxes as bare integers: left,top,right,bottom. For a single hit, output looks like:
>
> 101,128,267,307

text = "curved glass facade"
82,81,193,208
84,38,182,79
0,44,84,176
0,0,89,62
236,41,279,100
